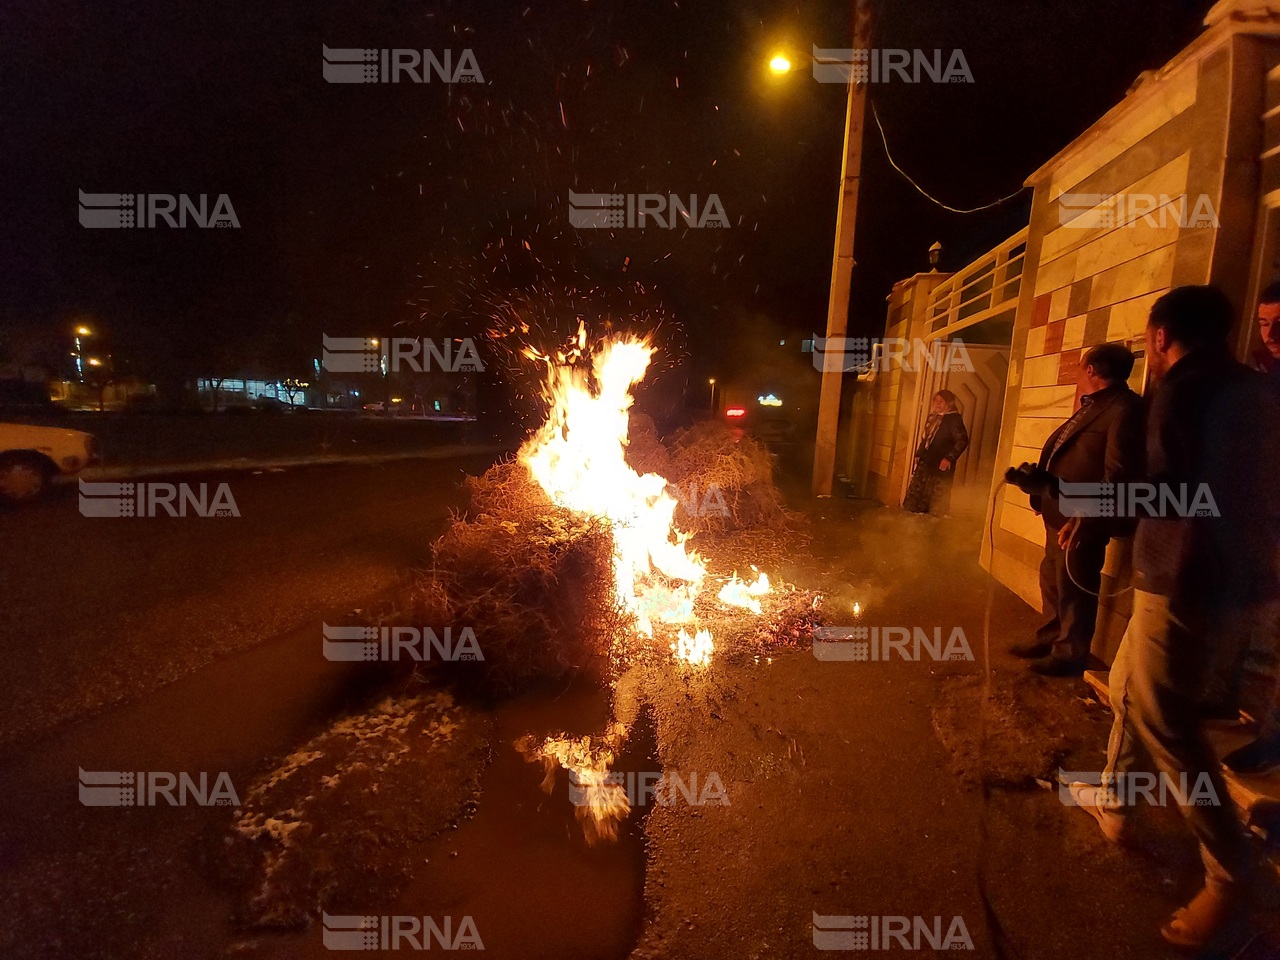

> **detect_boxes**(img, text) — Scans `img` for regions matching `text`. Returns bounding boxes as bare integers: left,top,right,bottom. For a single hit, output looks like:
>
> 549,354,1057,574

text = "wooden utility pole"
812,0,873,497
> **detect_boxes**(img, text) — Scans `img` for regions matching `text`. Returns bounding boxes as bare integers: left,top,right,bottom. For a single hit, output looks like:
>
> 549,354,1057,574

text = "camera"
1004,462,1058,496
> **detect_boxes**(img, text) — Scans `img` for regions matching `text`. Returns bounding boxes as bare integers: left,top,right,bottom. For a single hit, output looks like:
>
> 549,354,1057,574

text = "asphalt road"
2,460,1277,960
0,450,650,960
0,454,497,748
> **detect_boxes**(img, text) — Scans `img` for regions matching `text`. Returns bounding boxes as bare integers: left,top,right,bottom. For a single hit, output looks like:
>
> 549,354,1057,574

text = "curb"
71,444,512,482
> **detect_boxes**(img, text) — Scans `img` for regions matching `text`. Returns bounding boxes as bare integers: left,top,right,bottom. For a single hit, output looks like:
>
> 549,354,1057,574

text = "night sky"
1,0,1209,390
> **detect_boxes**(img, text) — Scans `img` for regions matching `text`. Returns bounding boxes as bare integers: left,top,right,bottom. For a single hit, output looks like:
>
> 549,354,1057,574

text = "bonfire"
504,325,820,843
414,323,820,843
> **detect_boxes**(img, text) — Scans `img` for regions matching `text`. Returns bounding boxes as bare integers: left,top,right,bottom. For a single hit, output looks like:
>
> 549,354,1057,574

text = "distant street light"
708,378,717,410
769,54,792,74
72,325,96,381
87,357,102,367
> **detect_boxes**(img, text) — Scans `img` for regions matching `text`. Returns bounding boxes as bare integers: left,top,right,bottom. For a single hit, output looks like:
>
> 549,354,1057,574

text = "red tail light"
725,407,746,418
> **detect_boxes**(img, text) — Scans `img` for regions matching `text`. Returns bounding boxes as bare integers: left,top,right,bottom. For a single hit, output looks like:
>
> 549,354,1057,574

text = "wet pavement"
3,463,1278,960
0,454,497,745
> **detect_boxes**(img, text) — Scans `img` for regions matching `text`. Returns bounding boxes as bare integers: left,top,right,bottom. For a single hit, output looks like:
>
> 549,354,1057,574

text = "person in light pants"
1068,286,1280,950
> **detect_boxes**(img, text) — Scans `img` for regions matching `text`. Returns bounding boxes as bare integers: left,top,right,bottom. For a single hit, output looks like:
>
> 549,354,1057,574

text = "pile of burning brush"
414,462,626,693
411,329,818,695
410,326,824,843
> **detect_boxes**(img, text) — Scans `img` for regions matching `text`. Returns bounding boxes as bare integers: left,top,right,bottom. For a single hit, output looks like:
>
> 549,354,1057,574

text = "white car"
0,423,98,504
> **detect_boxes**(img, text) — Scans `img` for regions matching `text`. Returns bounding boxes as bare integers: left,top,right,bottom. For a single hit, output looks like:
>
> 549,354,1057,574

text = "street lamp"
768,1,874,496
769,54,792,74
708,378,717,411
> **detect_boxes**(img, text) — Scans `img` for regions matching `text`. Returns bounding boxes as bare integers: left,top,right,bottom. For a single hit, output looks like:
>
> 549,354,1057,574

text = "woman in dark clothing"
903,389,970,514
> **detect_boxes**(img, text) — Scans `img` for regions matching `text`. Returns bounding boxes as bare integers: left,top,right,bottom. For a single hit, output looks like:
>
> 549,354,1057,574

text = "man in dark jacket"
1112,285,1280,948
1011,342,1146,675
1218,281,1280,773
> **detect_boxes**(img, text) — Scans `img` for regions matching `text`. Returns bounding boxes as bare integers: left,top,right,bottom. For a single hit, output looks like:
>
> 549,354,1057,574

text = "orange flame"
717,568,771,615
671,627,714,667
516,328,776,841
519,328,707,640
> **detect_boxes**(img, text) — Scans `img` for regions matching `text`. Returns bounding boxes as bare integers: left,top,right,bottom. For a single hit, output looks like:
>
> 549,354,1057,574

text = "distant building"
191,377,322,410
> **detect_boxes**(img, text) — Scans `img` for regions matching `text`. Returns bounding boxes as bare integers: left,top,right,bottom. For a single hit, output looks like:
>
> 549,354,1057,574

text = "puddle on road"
389,676,654,960
257,673,655,960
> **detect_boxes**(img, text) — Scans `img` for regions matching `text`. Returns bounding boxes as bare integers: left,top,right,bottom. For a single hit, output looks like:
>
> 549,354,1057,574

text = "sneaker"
1160,886,1239,951
1222,734,1280,776
1029,655,1086,677
1010,639,1052,659
1068,782,1133,845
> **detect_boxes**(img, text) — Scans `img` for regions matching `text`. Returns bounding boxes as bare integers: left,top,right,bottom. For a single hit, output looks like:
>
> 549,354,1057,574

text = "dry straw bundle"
415,418,797,693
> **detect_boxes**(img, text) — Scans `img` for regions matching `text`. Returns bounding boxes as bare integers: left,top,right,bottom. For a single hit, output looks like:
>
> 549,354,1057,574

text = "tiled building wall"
985,34,1267,659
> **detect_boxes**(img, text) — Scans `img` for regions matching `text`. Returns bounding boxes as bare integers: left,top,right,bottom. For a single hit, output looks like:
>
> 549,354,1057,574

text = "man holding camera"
1008,342,1145,676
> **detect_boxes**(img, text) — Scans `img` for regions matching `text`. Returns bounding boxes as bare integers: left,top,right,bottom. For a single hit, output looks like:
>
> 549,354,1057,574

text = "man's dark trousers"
1036,524,1106,661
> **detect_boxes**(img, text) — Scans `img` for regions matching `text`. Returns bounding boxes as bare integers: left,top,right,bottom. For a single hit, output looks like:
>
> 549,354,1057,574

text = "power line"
869,98,1029,215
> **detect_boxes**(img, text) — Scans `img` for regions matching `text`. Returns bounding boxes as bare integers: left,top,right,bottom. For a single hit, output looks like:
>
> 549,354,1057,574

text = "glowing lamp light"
757,394,782,407
725,407,747,418
76,326,93,336
769,54,792,74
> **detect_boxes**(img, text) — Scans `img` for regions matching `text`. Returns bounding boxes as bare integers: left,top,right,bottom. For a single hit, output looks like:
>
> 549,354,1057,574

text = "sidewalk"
631,498,1280,959
11,410,510,475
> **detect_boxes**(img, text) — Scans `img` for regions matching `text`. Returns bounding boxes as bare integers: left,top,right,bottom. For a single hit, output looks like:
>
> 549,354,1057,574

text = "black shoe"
1010,639,1052,659
1223,736,1280,776
1029,655,1086,677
